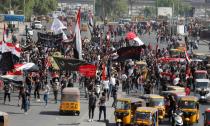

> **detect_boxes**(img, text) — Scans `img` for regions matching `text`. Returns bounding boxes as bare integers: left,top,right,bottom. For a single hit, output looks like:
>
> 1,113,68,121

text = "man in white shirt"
103,79,109,99
109,75,116,98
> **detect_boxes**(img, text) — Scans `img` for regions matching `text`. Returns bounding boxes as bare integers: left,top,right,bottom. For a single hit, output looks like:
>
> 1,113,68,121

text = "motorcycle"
199,89,209,103
172,110,183,126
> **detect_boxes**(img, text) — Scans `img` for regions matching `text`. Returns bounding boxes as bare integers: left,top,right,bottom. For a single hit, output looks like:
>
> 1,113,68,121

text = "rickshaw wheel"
76,111,80,116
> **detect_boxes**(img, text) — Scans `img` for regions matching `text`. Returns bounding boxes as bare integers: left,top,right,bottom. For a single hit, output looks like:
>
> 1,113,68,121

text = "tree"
33,0,57,16
95,0,128,18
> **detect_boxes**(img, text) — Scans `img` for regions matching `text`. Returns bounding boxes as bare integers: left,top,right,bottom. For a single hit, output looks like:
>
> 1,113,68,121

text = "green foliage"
33,0,57,15
0,0,57,20
95,0,128,18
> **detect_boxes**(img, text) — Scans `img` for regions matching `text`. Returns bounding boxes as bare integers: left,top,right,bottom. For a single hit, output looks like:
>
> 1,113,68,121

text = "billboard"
158,7,172,17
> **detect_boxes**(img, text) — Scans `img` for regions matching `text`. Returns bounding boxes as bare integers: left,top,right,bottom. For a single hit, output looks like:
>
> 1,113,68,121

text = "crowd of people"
0,15,205,125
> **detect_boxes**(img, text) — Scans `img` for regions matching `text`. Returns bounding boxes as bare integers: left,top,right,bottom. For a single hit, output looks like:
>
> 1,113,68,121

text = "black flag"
113,45,146,61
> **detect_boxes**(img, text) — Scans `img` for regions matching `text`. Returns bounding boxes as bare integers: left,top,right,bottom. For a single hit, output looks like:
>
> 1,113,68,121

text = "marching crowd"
0,17,204,124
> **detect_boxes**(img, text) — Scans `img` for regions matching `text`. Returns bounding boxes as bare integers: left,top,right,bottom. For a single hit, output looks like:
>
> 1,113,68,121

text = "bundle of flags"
0,41,21,72
51,17,68,41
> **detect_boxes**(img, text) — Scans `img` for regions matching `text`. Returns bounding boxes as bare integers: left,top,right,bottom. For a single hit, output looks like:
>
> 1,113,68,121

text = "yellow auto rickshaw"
143,94,166,122
167,86,185,92
131,98,146,116
133,107,159,126
59,88,80,115
114,98,145,125
179,96,200,125
0,112,8,126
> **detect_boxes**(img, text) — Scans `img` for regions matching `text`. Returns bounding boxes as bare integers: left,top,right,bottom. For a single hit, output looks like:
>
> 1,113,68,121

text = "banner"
53,57,87,71
79,64,96,77
37,32,63,47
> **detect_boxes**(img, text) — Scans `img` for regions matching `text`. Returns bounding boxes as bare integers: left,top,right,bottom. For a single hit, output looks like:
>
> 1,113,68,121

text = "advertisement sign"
158,7,172,17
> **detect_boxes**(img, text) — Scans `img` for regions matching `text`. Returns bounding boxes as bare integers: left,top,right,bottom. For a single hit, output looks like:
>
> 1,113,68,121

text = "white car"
32,21,42,29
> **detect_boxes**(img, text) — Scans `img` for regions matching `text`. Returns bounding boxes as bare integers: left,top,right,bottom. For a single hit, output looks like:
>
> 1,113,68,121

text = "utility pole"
205,0,207,21
156,0,158,17
9,0,11,13
24,0,26,16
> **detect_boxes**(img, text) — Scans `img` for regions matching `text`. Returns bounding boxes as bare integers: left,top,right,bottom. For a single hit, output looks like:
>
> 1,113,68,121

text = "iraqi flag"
88,10,94,27
0,42,14,72
1,70,23,82
125,32,144,46
74,8,82,60
14,62,39,72
185,51,191,63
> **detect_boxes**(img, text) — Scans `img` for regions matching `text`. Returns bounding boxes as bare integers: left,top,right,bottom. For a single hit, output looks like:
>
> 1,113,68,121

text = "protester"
52,79,60,104
3,81,12,104
43,83,50,107
88,92,97,122
34,79,41,101
98,92,106,122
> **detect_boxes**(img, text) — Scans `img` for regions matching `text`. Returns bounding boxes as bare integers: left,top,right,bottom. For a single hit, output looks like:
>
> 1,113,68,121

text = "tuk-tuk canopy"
180,96,198,102
136,107,158,113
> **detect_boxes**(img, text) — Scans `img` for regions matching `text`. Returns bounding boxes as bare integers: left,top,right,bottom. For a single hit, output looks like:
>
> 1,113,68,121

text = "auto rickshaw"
142,94,165,122
179,96,200,125
114,98,132,126
203,108,210,126
133,107,159,126
169,48,185,57
59,88,80,115
131,98,146,116
161,91,186,116
195,70,208,79
167,85,185,92
0,112,8,126
114,98,145,126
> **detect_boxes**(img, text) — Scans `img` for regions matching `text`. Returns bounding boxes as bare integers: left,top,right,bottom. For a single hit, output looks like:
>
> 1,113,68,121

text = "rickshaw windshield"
116,101,130,110
196,82,208,88
135,112,151,120
179,101,196,109
61,94,79,102
205,112,210,121
196,73,207,79
150,98,164,106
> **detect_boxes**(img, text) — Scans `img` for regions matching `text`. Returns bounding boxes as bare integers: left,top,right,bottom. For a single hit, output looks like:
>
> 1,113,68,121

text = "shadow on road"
7,112,23,115
57,123,80,125
40,111,59,116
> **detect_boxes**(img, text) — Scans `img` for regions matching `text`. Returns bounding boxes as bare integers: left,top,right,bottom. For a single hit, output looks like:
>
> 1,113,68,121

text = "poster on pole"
158,7,172,17
177,25,185,35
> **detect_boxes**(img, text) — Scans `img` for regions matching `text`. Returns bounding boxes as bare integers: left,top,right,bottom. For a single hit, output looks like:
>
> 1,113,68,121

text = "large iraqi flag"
74,8,82,60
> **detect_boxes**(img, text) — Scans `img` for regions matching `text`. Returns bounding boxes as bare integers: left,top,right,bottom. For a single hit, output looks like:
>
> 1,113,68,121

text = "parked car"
31,21,42,29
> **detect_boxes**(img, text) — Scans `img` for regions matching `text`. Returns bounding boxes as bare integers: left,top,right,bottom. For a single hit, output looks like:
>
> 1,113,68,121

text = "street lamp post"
24,0,26,16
